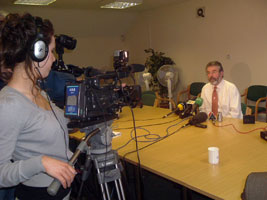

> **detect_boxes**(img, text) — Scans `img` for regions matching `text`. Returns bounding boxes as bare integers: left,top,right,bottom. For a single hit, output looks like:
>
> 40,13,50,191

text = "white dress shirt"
200,79,243,119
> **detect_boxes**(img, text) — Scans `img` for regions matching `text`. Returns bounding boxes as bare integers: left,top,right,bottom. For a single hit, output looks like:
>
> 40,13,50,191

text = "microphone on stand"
179,99,195,119
209,112,217,124
190,97,203,115
179,97,203,119
162,102,186,118
183,112,208,128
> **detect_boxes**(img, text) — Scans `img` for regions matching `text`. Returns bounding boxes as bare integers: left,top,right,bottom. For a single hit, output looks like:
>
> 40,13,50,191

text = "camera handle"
47,128,100,196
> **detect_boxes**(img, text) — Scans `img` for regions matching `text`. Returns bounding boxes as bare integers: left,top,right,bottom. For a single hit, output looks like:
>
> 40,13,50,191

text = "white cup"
208,147,219,164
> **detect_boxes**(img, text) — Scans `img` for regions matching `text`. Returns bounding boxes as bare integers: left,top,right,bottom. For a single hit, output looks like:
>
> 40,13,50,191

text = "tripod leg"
104,183,111,200
92,151,126,200
114,180,122,200
114,162,126,200
118,178,126,200
99,183,107,200
77,154,92,199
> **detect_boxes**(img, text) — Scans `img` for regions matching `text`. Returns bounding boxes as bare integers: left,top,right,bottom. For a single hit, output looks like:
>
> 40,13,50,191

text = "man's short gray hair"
206,61,224,72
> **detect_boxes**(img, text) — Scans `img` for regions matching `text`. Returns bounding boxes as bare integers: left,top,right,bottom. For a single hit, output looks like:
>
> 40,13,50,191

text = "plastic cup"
208,147,219,164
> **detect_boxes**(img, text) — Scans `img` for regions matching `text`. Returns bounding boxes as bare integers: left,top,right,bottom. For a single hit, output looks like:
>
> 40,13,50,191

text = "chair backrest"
177,82,206,103
241,172,267,200
189,82,206,97
247,85,267,102
141,91,156,106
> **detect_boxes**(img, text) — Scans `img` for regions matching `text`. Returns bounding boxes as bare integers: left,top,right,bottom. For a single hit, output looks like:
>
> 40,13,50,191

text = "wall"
125,0,267,100
1,6,139,70
2,0,267,98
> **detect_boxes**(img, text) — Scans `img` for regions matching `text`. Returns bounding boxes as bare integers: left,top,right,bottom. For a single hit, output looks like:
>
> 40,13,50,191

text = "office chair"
177,82,206,103
154,92,176,109
241,172,267,200
141,91,157,107
241,85,267,121
141,90,176,109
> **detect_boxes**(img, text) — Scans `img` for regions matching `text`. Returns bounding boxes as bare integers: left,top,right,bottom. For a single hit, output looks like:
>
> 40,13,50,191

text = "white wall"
125,0,267,99
2,0,267,98
1,6,139,70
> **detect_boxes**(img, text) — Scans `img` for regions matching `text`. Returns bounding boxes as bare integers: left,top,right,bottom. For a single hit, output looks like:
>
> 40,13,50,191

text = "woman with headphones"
0,13,76,200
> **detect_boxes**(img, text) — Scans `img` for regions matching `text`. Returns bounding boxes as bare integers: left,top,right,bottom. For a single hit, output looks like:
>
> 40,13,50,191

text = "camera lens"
56,34,77,50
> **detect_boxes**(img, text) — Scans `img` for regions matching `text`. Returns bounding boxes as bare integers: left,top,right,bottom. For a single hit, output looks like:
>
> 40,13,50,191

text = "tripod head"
81,120,114,154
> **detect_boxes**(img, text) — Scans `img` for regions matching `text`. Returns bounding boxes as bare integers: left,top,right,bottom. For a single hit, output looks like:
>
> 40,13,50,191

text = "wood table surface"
109,106,267,200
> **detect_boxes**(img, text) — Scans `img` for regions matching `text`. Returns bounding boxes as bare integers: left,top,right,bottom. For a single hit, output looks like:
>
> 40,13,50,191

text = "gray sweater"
0,86,72,187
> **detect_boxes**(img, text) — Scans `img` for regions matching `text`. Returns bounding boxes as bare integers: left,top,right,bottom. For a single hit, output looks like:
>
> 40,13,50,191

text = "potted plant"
144,48,175,97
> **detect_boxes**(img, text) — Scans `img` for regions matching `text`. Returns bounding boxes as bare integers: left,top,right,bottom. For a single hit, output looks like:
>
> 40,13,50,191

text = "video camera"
50,35,144,127
64,50,144,128
52,34,82,76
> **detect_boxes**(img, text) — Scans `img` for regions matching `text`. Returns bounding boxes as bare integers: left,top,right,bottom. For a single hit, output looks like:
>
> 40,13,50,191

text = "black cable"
113,115,178,122
115,128,160,152
130,107,144,200
89,86,110,195
113,117,180,130
115,117,188,151
122,117,188,159
130,127,160,142
118,117,188,200
35,63,69,161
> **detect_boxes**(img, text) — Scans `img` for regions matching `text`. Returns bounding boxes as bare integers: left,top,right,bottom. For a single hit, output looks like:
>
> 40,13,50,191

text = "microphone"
184,112,208,128
66,64,84,77
209,112,216,120
104,64,145,79
177,102,187,112
209,112,217,124
127,64,145,73
162,102,186,118
179,99,194,119
190,97,203,115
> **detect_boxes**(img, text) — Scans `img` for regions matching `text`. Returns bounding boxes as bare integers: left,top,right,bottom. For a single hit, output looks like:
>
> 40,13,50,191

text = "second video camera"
65,50,144,128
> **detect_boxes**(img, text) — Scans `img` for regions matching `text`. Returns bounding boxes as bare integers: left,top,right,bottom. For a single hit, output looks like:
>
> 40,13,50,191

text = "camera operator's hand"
42,156,76,189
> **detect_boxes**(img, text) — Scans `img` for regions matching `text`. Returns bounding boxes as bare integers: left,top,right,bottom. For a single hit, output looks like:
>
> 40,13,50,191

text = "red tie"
212,86,218,116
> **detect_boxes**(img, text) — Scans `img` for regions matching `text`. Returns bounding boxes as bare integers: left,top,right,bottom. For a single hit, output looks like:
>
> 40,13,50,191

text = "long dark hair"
0,13,54,88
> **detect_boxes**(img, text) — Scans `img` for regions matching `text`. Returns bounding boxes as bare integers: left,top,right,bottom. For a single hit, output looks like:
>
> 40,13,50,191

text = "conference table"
108,106,267,200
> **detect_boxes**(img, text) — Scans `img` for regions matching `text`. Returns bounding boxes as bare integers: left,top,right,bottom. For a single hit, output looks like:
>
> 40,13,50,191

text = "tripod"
79,149,125,200
78,121,126,200
47,121,126,200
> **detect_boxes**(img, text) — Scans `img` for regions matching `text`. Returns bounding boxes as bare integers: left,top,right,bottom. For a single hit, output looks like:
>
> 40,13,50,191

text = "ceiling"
0,0,184,11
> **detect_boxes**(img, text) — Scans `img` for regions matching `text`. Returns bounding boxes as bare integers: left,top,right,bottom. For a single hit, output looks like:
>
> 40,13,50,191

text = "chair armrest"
155,92,176,109
255,97,267,106
254,97,267,120
153,98,159,108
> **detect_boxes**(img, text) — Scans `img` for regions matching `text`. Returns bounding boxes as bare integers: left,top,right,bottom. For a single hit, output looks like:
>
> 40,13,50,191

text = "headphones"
29,17,48,62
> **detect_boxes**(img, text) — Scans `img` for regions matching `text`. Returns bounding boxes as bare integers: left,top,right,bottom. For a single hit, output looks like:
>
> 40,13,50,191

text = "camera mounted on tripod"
65,50,144,128
47,36,139,199
52,34,83,77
